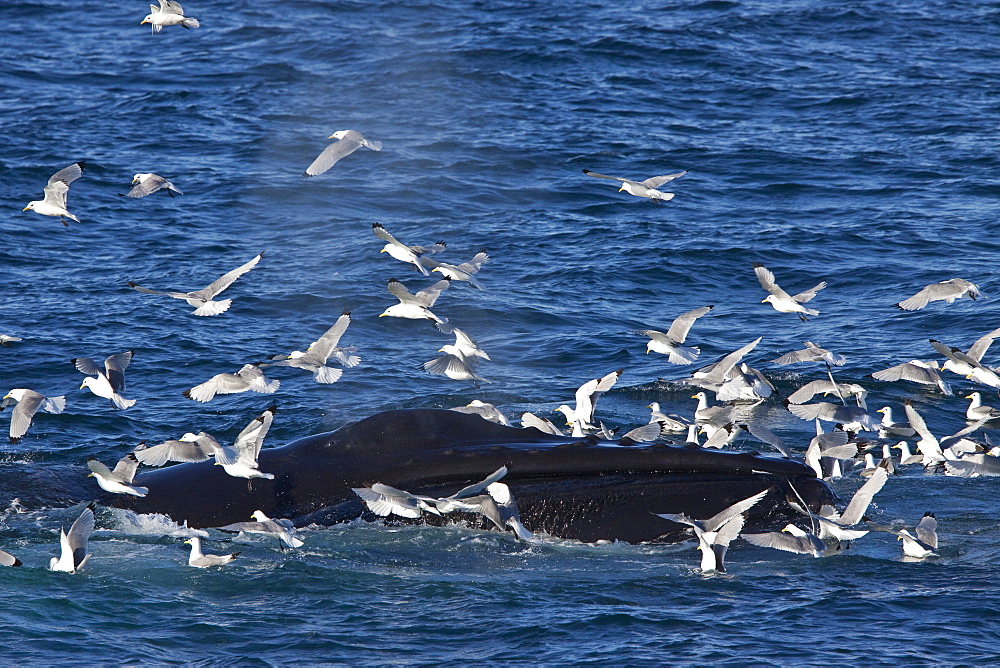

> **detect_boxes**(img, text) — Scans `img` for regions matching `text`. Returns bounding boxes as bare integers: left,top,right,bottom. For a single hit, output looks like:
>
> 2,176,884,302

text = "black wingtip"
582,169,592,174
752,262,764,268
181,389,193,399
127,281,139,288
341,307,351,316
77,160,87,171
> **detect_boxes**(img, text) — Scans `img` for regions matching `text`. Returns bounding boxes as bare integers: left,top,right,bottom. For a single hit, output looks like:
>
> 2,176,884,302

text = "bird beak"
79,381,87,390
87,472,94,478
21,206,29,211
761,298,768,304
140,18,148,24
327,134,337,139
618,185,625,192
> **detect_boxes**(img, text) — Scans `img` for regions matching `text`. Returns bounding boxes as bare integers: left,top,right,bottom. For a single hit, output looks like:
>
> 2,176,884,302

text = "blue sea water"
2,0,1000,662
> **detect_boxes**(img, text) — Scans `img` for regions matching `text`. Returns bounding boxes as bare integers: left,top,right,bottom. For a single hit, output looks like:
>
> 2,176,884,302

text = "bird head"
328,131,349,140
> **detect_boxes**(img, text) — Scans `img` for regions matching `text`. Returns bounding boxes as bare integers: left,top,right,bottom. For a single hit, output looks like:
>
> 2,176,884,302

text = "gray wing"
192,252,263,300
714,513,747,548
0,549,20,567
704,489,768,532
771,348,818,365
787,379,837,404
742,423,792,457
640,170,688,188
9,390,45,441
619,422,662,443
872,361,940,385
752,263,793,300
696,337,762,385
126,174,168,198
839,467,888,525
42,180,70,208
664,306,713,344
386,278,416,303
127,282,190,299
742,530,822,555
304,133,365,176
902,401,937,446
791,282,827,304
448,467,509,500
72,357,103,377
353,485,424,518
928,339,972,366
423,353,477,378
104,351,133,392
67,505,95,568
234,406,276,461
86,459,113,478
915,513,938,548
967,327,1000,361
133,438,213,466
110,453,141,483
897,280,968,311
456,251,489,275
304,311,352,362
414,278,452,307
48,162,85,186
582,169,629,183
520,411,563,435
371,222,408,249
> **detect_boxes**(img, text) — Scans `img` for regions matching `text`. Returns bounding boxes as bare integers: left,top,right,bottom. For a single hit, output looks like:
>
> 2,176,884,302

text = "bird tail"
182,17,200,28
312,366,344,384
112,394,136,410
668,346,700,365
193,299,232,316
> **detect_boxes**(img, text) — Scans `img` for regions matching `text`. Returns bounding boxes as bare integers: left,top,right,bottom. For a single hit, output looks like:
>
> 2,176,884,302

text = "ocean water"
2,0,1000,662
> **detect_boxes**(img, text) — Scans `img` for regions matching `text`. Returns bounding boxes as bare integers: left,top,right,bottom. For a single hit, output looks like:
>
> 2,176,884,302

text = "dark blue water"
2,0,1000,662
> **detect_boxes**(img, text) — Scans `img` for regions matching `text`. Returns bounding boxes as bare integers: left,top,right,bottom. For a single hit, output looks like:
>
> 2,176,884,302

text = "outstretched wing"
664,305,713,344
640,170,688,189
193,252,263,300
304,132,366,176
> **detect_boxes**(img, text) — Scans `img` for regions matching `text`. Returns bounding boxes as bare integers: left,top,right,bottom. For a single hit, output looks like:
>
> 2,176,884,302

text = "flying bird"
23,161,86,226
1,389,66,444
141,0,200,32
871,359,951,395
372,223,446,277
555,369,622,436
303,130,382,177
771,341,846,366
753,263,826,321
133,432,222,466
211,406,277,481
87,453,148,497
183,363,279,402
428,251,490,290
582,168,687,202
379,277,451,323
216,511,304,549
123,173,183,198
896,279,981,311
128,251,263,316
72,351,136,410
635,306,713,365
265,309,359,383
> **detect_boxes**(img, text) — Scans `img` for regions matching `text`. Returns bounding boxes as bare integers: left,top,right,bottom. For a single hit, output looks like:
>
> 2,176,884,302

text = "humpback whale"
104,409,834,543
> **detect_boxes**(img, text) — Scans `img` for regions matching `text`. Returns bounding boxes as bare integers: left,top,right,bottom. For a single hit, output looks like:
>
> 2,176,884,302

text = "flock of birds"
3,0,995,575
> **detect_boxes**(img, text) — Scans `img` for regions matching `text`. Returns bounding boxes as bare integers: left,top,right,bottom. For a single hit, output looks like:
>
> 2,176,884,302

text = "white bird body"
212,407,276,481
555,369,622,433
218,511,304,549
267,310,358,383
965,392,1000,422
429,251,490,289
23,162,86,226
380,278,450,322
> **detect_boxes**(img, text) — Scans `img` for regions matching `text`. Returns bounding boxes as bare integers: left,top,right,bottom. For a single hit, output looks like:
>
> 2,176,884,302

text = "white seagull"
555,369,622,436
896,279,981,311
303,130,382,177
212,406,276,481
23,161,86,226
771,341,846,366
379,277,451,323
635,306,713,365
266,309,359,383
965,392,1000,422
656,489,768,573
49,504,95,573
871,359,951,395
753,263,827,321
1,389,66,444
124,173,183,198
183,363,279,402
87,453,148,497
72,351,136,410
428,251,490,290
133,432,222,466
217,511,304,549
141,0,199,32
582,168,687,202
128,251,263,316
185,536,239,568
372,223,446,277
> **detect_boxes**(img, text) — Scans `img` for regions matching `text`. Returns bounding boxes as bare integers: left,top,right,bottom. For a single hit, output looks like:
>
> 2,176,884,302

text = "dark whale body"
106,409,834,543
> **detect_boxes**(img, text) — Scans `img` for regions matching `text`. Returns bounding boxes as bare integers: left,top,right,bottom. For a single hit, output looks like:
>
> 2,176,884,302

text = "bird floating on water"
185,536,239,568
